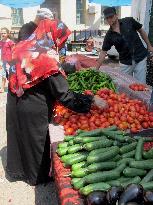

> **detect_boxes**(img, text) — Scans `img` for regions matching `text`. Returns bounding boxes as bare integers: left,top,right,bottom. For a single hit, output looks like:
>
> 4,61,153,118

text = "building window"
101,6,120,25
11,8,24,27
76,0,85,25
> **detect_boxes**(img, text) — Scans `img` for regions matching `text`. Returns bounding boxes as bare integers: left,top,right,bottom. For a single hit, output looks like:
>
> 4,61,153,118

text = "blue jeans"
1,61,9,79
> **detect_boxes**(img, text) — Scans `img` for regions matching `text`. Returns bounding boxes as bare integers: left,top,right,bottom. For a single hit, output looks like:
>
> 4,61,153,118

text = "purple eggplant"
86,191,108,205
144,191,153,204
106,186,124,205
118,184,144,205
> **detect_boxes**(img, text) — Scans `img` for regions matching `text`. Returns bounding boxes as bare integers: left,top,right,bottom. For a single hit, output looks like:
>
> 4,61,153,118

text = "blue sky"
89,0,132,6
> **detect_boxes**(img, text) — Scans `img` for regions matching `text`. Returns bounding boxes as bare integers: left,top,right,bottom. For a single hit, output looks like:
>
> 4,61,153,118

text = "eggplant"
86,191,108,205
126,203,139,205
106,186,124,205
118,184,144,205
144,191,153,204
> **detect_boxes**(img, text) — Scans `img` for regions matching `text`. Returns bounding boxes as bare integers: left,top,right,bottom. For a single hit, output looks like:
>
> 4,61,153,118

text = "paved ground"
0,91,58,205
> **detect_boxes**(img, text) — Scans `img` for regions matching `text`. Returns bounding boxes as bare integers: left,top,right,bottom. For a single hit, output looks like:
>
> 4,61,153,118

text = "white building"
0,0,131,33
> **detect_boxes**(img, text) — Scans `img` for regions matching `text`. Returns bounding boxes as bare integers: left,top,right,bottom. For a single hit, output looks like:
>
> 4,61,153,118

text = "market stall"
49,67,153,205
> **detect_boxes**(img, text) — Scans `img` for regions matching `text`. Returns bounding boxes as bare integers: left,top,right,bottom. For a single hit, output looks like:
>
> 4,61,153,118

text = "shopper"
0,28,14,92
96,7,153,83
6,9,107,186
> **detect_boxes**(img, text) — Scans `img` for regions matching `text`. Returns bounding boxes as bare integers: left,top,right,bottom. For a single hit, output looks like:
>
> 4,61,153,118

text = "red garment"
0,40,14,62
9,19,71,96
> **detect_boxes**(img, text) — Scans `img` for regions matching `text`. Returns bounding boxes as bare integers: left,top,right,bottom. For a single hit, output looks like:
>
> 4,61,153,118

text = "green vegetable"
115,163,126,173
121,176,141,188
64,135,74,142
141,181,153,191
58,142,69,148
72,161,88,171
129,160,153,169
123,167,147,177
141,169,153,183
117,158,134,166
107,180,121,187
87,161,117,172
122,150,135,158
83,139,113,151
82,136,107,144
71,178,85,189
89,146,117,156
135,138,144,161
120,142,137,154
71,168,89,178
87,146,119,164
80,182,111,196
67,144,82,154
65,152,89,165
56,147,68,156
111,154,122,162
61,152,84,163
84,170,120,184
68,139,74,146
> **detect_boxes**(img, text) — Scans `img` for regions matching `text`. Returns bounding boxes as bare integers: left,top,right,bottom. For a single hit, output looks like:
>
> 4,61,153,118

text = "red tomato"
130,127,138,133
142,122,149,129
65,127,74,135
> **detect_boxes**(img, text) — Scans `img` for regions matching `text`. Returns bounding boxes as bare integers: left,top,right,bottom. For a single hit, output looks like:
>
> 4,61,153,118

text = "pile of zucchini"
56,126,153,198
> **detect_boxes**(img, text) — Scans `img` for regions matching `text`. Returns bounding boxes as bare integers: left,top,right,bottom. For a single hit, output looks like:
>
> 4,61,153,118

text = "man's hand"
92,95,108,109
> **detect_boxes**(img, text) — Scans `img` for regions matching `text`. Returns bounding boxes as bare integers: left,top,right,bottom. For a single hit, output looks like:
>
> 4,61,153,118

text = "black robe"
6,22,93,185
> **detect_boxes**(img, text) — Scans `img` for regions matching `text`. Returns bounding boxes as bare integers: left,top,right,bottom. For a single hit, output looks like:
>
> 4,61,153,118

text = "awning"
0,0,45,8
89,0,132,6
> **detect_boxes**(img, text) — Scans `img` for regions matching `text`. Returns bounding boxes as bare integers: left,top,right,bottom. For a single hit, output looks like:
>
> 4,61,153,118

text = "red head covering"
9,19,71,96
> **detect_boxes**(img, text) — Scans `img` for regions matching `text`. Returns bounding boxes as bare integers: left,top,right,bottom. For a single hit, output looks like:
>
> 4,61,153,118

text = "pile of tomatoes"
129,83,147,91
54,88,153,135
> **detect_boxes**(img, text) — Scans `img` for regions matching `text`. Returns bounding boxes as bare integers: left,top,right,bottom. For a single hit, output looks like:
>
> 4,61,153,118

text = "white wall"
121,6,131,18
131,0,152,34
23,6,40,24
0,5,11,29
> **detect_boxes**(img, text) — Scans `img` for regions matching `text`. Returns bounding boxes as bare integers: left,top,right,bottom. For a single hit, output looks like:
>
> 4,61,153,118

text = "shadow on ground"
35,182,59,205
0,146,7,172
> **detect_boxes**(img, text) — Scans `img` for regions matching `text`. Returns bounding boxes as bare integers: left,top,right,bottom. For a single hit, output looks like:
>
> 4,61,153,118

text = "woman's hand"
92,95,108,109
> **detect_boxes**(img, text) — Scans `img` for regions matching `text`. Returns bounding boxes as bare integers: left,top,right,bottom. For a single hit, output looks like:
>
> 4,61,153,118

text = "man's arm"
96,50,107,69
138,28,153,52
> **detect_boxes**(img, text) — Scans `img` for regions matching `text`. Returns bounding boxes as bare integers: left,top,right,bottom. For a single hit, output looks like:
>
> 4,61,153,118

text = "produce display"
52,68,153,205
54,88,153,135
67,69,116,94
129,83,147,91
56,126,153,204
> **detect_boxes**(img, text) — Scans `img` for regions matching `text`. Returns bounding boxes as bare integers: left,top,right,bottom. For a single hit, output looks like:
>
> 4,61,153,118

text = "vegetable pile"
56,126,153,204
54,88,153,135
67,69,116,94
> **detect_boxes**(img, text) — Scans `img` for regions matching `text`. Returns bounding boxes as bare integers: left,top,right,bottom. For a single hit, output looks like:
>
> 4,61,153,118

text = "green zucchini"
83,139,113,151
143,148,153,159
101,130,125,142
111,154,122,162
56,147,68,156
76,126,117,138
71,178,85,190
68,139,74,146
117,158,134,166
80,182,111,195
64,135,74,142
87,161,117,172
135,138,144,161
107,180,121,187
58,142,69,148
123,167,147,177
71,168,89,178
67,144,82,154
120,142,137,154
82,136,107,144
129,160,153,169
74,136,84,143
72,161,88,171
89,146,117,156
140,181,153,191
118,177,132,183
121,176,141,188
87,146,119,164
65,152,89,165
61,152,84,163
122,150,135,158
115,163,126,173
141,169,153,183
84,170,120,184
